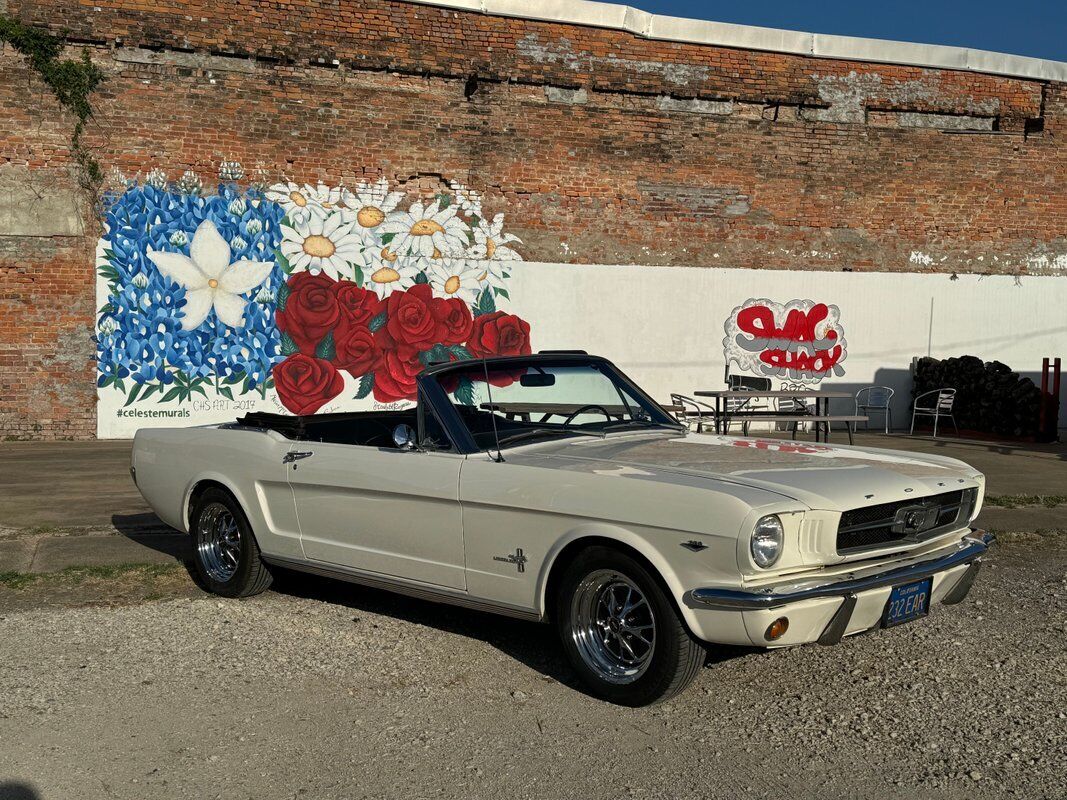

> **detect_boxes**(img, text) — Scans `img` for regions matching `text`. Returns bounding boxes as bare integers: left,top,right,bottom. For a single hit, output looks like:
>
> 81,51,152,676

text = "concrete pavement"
0,432,1064,575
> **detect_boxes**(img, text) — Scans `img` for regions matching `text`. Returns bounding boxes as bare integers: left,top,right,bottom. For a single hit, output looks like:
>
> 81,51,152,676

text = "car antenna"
482,358,505,463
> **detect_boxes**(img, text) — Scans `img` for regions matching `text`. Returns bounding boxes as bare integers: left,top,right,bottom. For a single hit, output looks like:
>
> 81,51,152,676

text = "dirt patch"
0,563,202,612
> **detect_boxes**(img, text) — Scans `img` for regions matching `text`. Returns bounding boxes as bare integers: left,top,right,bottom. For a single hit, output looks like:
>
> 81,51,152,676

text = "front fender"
534,521,737,638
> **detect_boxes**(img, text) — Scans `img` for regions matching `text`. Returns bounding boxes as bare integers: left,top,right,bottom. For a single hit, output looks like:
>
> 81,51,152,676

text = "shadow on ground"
267,566,751,696
0,781,41,800
111,513,190,562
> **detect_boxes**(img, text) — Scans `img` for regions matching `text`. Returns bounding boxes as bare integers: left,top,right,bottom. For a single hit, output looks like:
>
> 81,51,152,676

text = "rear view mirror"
520,373,556,388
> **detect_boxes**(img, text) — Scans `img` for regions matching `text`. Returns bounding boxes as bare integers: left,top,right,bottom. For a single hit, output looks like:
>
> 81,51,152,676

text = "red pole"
1040,358,1049,438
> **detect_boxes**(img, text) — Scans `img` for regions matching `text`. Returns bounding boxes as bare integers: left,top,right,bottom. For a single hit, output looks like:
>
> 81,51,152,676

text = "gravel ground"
0,534,1064,800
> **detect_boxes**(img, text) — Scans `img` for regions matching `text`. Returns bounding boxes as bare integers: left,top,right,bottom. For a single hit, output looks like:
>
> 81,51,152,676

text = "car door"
286,442,466,590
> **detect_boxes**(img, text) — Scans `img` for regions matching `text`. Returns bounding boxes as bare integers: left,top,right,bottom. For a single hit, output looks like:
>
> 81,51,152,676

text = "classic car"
131,352,992,705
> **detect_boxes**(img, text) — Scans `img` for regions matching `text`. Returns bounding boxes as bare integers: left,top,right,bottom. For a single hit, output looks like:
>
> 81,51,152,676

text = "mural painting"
95,168,531,431
723,298,846,384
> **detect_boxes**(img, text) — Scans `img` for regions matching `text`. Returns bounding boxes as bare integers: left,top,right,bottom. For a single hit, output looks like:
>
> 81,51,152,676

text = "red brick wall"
1,0,1065,438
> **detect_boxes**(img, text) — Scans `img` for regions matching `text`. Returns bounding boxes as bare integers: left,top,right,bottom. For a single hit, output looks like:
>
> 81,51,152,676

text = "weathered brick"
0,0,1064,439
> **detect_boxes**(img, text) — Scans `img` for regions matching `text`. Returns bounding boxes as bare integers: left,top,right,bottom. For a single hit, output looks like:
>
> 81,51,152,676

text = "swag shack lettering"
723,299,846,383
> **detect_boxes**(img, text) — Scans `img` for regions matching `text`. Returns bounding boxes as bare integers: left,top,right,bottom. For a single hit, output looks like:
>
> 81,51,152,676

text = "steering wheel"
562,404,613,426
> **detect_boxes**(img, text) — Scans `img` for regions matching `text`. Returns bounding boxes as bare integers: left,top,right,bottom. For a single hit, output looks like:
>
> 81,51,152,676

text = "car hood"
521,432,983,512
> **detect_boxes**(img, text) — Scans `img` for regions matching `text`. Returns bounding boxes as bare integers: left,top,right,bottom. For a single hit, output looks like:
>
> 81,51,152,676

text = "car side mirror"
392,423,418,451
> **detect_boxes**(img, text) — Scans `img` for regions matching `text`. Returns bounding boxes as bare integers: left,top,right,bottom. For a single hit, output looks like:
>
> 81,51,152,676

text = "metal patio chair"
856,386,895,434
910,388,958,438
669,393,717,432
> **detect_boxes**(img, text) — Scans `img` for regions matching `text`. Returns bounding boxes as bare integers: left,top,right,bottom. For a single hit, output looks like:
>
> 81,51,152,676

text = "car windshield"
434,359,680,450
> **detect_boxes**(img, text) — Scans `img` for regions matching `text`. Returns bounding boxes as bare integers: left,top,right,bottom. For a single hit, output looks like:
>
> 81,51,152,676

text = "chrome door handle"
282,451,314,464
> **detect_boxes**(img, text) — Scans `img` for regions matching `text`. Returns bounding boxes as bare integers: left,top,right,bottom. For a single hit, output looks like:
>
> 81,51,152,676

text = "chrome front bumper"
687,530,993,645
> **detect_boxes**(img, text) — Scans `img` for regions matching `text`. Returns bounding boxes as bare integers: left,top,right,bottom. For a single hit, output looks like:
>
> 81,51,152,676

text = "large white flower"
147,220,273,331
468,213,522,261
427,258,484,304
378,199,470,260
362,253,421,299
265,182,340,221
280,212,364,278
339,178,405,231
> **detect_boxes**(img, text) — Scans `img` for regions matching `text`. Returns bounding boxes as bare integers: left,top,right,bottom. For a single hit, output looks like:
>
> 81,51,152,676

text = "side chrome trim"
260,554,543,622
687,530,994,611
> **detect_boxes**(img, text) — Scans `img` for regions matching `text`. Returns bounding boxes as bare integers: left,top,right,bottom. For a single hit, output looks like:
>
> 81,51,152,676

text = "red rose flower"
466,312,532,388
276,271,340,354
372,350,422,405
272,354,345,415
333,282,383,328
333,322,380,376
467,312,532,357
432,297,474,345
386,284,442,350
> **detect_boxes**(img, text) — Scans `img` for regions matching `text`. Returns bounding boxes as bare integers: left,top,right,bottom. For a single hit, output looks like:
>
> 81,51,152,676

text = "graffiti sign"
723,298,846,383
95,167,530,429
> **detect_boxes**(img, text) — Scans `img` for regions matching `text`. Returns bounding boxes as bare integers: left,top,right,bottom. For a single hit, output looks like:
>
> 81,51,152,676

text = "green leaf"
380,232,396,245
455,375,476,406
141,383,161,401
354,372,374,400
368,310,387,333
123,382,143,407
275,249,293,275
276,281,291,312
218,385,234,401
315,331,336,361
493,287,510,300
419,344,451,366
160,386,182,403
413,271,429,285
280,332,299,356
475,288,496,317
436,192,451,209
449,344,473,360
115,379,126,394
97,264,120,282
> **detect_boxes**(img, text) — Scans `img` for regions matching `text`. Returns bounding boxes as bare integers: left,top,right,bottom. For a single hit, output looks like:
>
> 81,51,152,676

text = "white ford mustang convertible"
132,353,992,705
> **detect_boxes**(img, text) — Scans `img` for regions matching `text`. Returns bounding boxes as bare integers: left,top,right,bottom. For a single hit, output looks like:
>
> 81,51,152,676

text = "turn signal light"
765,617,789,641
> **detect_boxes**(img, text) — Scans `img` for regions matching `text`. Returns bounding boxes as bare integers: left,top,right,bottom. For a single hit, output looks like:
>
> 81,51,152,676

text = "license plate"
882,577,932,628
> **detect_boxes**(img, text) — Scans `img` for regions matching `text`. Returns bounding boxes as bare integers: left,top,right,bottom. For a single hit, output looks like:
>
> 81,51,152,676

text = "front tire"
190,487,272,598
556,546,704,706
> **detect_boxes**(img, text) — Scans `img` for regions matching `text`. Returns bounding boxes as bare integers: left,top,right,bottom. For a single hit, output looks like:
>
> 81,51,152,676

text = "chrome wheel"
196,502,241,582
569,569,656,684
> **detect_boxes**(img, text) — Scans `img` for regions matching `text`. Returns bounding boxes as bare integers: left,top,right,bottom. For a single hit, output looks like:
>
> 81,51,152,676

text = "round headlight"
751,515,784,568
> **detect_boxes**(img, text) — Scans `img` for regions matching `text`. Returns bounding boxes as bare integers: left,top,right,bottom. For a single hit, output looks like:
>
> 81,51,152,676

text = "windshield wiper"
496,427,606,447
600,419,680,433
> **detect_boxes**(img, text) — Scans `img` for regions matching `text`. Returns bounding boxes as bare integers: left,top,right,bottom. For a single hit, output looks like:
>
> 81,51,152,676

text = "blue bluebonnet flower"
97,182,286,395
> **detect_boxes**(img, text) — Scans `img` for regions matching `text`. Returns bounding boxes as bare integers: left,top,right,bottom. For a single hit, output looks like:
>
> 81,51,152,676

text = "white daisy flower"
427,258,484,304
279,212,364,279
147,220,273,331
265,182,340,221
449,181,482,217
362,253,420,299
339,177,405,231
468,213,522,261
266,182,314,218
378,199,471,260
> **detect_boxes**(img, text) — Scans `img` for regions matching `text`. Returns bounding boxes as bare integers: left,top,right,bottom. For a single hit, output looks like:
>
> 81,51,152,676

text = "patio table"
692,389,866,443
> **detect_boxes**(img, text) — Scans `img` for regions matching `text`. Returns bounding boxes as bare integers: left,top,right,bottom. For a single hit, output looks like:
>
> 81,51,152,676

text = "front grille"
836,489,974,553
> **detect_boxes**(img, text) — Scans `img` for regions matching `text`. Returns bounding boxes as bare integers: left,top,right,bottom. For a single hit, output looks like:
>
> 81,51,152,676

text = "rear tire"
556,546,704,706
190,487,272,598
